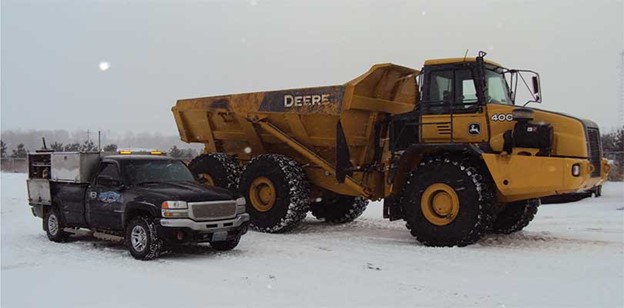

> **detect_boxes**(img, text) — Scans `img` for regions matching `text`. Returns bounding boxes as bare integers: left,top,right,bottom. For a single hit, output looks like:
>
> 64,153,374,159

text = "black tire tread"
492,199,539,234
401,155,496,247
311,194,369,223
45,206,70,242
188,153,240,191
240,154,310,233
126,216,162,260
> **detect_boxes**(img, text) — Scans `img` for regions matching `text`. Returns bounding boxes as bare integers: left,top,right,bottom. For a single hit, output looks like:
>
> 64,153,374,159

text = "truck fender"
383,143,487,221
123,202,160,229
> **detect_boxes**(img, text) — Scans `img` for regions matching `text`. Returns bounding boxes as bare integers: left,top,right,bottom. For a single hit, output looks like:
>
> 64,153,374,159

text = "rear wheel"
188,153,240,191
492,199,539,234
239,154,310,233
126,216,162,260
45,207,69,242
401,156,496,247
310,191,368,223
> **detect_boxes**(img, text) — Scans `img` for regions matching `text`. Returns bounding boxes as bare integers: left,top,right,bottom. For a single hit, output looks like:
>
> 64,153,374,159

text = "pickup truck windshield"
122,159,196,185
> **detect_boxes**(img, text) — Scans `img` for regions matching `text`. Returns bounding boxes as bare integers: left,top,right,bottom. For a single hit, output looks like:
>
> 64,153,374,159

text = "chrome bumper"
159,213,250,232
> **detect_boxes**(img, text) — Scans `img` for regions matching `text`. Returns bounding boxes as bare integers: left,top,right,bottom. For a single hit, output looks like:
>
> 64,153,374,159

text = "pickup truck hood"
132,181,237,203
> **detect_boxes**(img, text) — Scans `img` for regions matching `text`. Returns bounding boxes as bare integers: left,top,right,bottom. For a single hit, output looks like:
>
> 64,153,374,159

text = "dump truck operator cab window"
485,68,513,105
422,68,480,114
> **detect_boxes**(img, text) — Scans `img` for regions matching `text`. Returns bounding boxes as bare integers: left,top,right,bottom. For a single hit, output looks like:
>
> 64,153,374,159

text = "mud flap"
336,120,352,183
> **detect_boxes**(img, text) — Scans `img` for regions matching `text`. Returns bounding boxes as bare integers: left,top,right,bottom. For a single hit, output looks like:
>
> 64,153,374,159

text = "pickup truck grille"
587,127,602,177
189,200,237,221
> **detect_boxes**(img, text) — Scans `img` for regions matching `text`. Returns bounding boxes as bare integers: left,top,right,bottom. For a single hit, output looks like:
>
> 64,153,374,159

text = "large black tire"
401,156,496,247
188,153,241,191
492,199,539,234
239,154,310,233
126,216,162,260
44,207,70,242
310,191,369,223
211,237,240,251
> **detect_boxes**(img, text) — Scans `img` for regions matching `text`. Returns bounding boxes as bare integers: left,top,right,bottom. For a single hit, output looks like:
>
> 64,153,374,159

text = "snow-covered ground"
1,172,623,307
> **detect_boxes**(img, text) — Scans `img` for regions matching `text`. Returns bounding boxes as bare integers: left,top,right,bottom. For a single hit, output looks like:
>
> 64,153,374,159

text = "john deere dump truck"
172,52,608,246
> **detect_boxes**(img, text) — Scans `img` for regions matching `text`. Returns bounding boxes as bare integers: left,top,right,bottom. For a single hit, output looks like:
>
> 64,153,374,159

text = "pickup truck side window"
97,163,120,185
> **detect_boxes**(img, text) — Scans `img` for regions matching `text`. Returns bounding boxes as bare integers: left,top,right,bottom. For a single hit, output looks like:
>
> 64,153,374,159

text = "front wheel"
45,207,69,242
492,199,539,234
401,156,496,247
126,216,162,260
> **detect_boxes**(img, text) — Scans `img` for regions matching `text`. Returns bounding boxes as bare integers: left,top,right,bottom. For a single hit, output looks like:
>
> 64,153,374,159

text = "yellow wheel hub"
198,173,215,187
421,183,460,226
249,177,276,212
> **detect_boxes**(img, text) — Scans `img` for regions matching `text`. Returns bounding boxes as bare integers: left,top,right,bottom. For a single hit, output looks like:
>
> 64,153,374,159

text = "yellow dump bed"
172,64,419,197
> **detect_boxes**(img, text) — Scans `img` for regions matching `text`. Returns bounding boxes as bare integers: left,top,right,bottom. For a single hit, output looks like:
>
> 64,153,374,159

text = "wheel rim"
249,177,276,212
48,214,59,236
131,225,148,252
198,173,215,187
421,183,460,226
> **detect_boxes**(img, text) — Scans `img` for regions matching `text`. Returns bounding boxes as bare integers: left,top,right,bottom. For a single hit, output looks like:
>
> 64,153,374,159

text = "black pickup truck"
26,152,249,260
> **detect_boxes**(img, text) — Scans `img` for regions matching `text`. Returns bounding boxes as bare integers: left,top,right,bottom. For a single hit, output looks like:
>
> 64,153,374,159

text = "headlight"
236,197,246,214
236,197,246,206
162,201,189,218
162,201,188,209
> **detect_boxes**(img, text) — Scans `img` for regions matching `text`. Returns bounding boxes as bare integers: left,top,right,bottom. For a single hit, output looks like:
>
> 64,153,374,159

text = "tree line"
0,140,198,159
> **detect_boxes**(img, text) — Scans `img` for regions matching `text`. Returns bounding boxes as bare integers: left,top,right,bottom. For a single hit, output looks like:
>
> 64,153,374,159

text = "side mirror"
532,76,540,94
97,175,122,187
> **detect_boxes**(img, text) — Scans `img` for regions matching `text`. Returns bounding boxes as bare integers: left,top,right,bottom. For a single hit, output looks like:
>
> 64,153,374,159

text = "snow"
1,172,623,307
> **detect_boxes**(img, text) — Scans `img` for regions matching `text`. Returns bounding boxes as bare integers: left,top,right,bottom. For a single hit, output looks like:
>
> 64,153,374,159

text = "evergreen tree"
169,146,184,158
11,144,27,158
50,142,64,152
1,140,7,158
64,143,80,152
80,140,97,152
103,144,118,152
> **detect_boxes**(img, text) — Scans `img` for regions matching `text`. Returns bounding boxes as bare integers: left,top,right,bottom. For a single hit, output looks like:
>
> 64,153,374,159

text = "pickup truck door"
86,162,124,230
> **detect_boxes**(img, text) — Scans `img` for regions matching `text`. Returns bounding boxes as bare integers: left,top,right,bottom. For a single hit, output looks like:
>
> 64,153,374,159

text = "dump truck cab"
389,53,606,202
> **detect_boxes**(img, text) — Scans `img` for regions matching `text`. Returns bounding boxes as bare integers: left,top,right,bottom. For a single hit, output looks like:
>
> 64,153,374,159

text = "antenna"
463,49,469,62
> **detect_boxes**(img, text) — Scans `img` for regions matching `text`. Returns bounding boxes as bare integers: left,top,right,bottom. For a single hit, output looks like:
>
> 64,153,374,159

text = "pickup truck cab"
27,152,250,260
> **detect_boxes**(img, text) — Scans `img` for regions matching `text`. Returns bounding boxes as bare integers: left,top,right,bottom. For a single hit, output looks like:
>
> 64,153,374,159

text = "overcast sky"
2,0,623,136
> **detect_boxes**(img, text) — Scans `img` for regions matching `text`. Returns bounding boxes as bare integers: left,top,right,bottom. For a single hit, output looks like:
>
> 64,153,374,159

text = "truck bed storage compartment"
27,179,51,205
51,152,101,183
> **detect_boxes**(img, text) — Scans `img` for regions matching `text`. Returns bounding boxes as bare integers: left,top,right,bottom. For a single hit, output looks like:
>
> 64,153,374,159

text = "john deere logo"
468,123,481,135
284,94,331,107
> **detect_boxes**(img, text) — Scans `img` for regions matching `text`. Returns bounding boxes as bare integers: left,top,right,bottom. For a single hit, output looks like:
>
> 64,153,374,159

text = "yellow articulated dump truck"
172,52,608,246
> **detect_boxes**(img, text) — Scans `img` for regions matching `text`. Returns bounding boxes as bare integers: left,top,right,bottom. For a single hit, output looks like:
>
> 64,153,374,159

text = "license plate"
212,231,228,241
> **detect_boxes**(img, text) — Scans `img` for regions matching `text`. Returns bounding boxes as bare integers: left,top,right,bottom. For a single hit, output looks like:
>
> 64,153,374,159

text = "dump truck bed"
173,64,419,198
